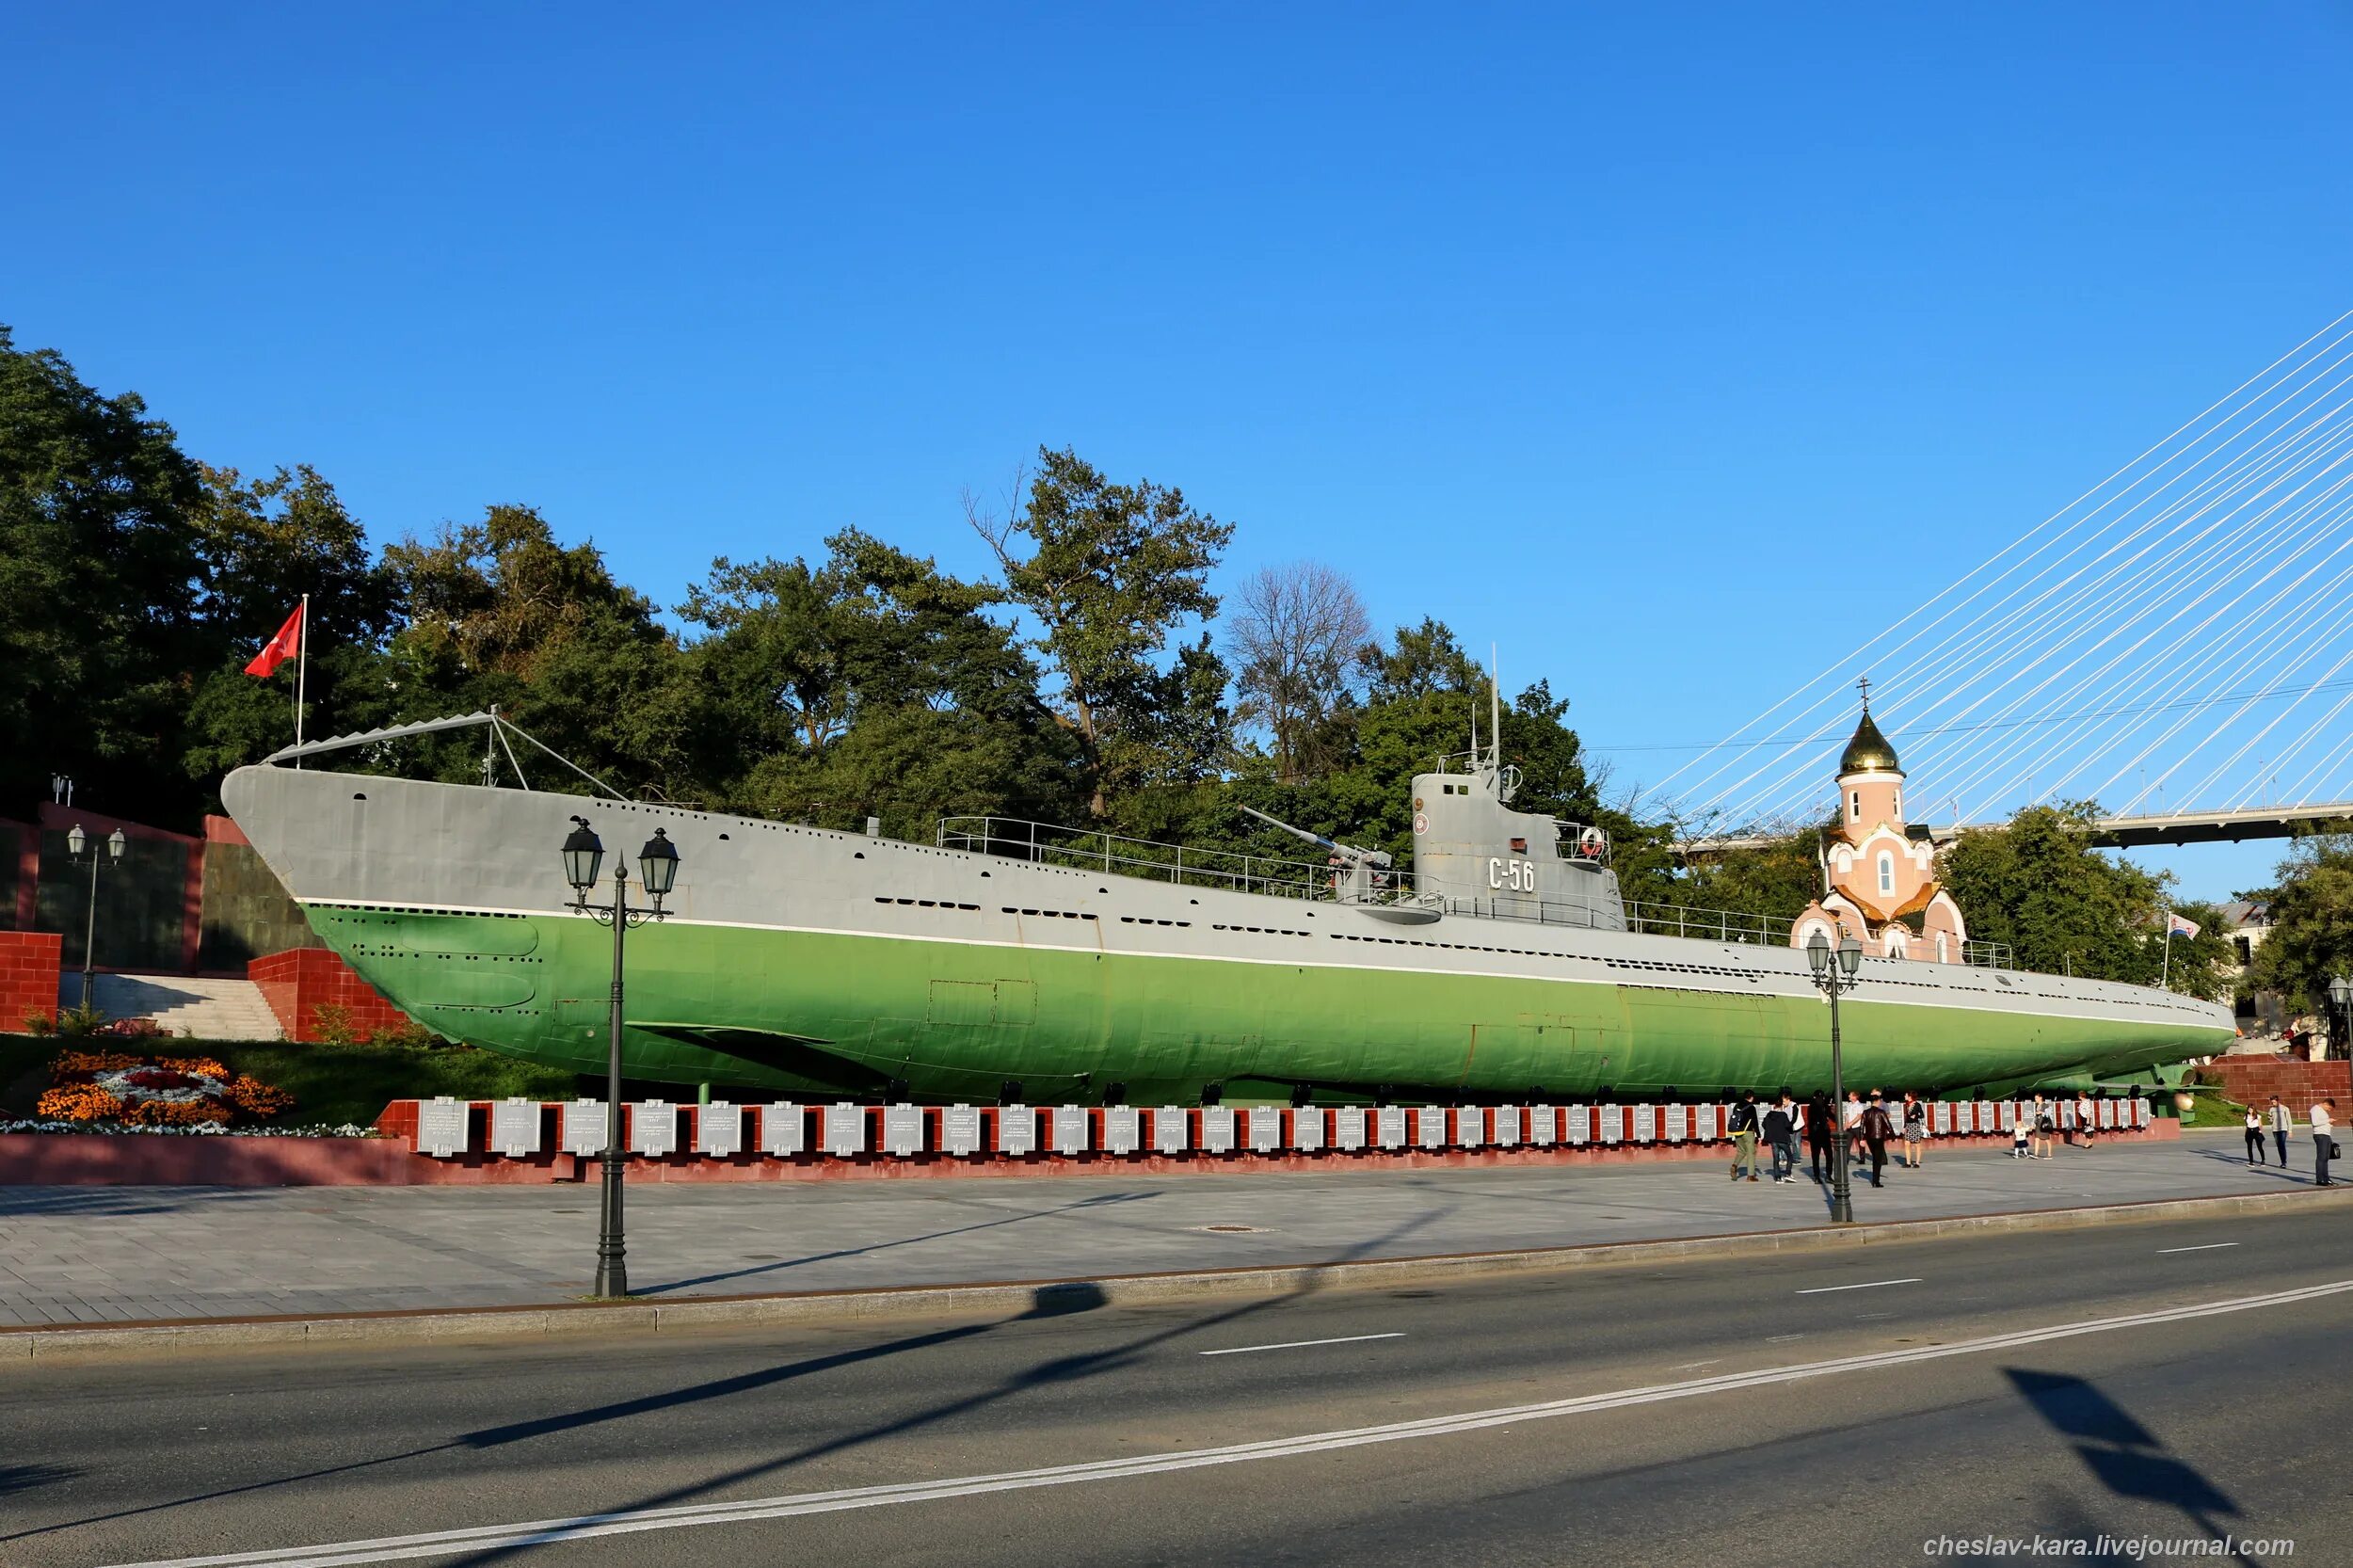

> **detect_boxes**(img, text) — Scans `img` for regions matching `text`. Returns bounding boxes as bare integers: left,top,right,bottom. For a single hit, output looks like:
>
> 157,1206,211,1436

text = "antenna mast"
1490,644,1502,771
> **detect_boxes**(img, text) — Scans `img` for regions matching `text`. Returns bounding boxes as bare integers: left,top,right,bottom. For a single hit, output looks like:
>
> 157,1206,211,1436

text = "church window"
1893,786,1902,818
1849,790,1861,823
1877,853,1894,895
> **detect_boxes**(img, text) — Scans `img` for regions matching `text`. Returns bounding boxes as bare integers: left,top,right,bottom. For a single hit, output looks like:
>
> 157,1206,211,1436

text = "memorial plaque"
1977,1100,1998,1134
1417,1106,1447,1150
1053,1104,1090,1155
1291,1107,1324,1152
1932,1101,1953,1136
1633,1104,1657,1143
632,1101,680,1158
824,1102,866,1157
998,1105,1037,1156
2057,1102,2076,1130
1529,1105,1556,1146
1248,1106,1282,1152
1455,1106,1482,1148
563,1099,608,1156
1376,1106,1408,1149
2098,1100,2116,1129
2136,1098,2152,1128
1493,1105,1520,1147
763,1101,806,1156
1690,1104,1719,1141
1201,1106,1236,1153
698,1101,744,1158
1105,1106,1141,1155
490,1097,540,1159
417,1096,470,1158
942,1103,984,1156
1662,1104,1688,1144
1153,1105,1191,1152
885,1103,924,1157
1998,1101,2017,1131
1335,1106,1367,1151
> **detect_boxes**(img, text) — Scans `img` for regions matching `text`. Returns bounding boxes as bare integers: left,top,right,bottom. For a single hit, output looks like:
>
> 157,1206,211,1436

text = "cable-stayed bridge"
1653,310,2353,857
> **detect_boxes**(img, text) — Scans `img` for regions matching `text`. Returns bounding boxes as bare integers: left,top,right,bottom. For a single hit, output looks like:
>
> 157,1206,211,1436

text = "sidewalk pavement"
0,1131,2322,1330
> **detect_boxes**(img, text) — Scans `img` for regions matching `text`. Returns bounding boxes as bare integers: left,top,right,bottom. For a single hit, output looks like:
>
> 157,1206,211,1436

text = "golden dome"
1839,708,1902,776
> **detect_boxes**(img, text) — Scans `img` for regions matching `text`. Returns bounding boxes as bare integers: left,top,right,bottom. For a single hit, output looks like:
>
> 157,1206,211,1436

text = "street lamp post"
1805,929,1865,1224
2329,975,2352,1064
561,816,680,1299
65,824,127,1013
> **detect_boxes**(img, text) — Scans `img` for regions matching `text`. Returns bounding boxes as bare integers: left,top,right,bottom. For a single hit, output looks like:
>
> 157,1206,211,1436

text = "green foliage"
973,447,1235,816
1938,805,2233,996
2249,835,2353,1010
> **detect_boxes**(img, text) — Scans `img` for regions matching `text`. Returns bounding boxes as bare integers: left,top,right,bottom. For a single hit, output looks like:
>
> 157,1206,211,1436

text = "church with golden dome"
1789,691,1970,963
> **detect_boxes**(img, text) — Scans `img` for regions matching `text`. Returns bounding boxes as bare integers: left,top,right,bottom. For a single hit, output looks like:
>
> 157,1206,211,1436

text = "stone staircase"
71,973,285,1042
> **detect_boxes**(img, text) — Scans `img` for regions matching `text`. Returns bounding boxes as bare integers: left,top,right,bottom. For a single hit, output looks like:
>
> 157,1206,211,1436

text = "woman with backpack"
2032,1094,2057,1160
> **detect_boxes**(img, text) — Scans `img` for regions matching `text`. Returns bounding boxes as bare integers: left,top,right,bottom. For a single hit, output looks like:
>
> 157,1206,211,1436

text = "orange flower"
36,1083,124,1122
120,1098,227,1128
157,1056,230,1081
228,1077,296,1119
52,1050,141,1080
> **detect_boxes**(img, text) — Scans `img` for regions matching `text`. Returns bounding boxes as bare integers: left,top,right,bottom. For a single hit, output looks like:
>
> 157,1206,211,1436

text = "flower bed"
32,1049,299,1131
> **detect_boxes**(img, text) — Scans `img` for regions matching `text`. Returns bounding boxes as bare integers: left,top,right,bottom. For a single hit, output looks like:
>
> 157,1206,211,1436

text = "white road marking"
101,1278,2353,1568
1673,1359,1722,1370
1198,1333,1405,1357
1765,1333,1806,1343
2157,1242,2241,1254
1794,1277,1923,1295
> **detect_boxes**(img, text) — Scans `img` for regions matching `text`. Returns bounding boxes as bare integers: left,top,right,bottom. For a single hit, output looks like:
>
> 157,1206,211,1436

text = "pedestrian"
1805,1092,1833,1181
2268,1096,2295,1168
2010,1097,2031,1160
2032,1094,2057,1160
1860,1093,1896,1187
2244,1104,2268,1165
1729,1091,1761,1183
1900,1092,1929,1169
1764,1092,1799,1184
1843,1090,1866,1167
2313,1099,2337,1188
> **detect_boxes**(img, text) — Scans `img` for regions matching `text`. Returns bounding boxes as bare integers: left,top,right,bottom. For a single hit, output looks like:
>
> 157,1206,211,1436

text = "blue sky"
8,3,2352,900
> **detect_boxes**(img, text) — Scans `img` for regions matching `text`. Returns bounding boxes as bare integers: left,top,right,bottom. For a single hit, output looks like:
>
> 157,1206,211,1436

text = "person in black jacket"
1803,1091,1834,1181
1860,1094,1897,1187
1763,1092,1799,1184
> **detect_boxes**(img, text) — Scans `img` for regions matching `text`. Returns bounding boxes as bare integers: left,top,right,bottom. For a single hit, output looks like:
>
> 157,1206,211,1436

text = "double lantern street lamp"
66,824,127,1012
1804,929,1866,1225
2330,975,2353,1064
560,816,680,1299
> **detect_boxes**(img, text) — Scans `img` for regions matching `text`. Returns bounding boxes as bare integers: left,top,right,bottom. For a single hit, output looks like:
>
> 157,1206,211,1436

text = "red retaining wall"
0,1100,2176,1190
248,948,414,1043
0,931,62,1031
2193,1056,2349,1109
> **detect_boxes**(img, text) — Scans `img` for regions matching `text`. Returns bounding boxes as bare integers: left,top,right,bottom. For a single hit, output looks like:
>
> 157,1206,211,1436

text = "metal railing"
935,816,1418,903
1963,939,2013,969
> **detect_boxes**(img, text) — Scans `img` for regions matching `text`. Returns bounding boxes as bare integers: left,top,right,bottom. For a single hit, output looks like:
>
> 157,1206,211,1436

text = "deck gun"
1238,806,1393,904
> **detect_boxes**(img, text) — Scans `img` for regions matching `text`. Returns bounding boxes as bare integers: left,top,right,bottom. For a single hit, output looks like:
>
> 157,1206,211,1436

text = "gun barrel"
1238,805,1390,869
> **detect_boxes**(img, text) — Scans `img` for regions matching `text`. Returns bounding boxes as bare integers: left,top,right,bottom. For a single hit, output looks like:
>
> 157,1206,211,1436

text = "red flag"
244,603,304,677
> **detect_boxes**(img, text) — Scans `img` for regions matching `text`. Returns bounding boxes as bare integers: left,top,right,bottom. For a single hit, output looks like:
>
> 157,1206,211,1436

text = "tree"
0,326,210,819
2249,836,2353,1011
969,448,1234,817
1227,562,1371,784
1937,804,2234,996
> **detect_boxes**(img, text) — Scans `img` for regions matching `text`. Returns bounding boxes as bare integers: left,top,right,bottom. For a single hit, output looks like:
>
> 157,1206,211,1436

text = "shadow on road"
2005,1368,2265,1567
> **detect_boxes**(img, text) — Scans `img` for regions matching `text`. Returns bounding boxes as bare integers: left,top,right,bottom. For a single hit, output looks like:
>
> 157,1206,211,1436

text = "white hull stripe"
101,1277,2353,1568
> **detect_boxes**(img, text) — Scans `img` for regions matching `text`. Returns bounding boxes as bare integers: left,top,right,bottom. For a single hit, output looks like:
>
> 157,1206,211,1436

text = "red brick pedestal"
2194,1056,2351,1109
0,931,63,1031
248,948,414,1043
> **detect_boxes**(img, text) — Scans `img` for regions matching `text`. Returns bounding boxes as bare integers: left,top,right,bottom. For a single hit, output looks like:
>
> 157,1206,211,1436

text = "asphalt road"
6,1205,2348,1568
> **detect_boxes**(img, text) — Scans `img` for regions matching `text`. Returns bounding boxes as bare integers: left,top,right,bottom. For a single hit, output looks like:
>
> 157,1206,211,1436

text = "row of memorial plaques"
416,1096,2156,1158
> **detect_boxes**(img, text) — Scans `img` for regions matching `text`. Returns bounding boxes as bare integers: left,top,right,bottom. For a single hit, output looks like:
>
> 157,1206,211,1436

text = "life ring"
1577,827,1605,859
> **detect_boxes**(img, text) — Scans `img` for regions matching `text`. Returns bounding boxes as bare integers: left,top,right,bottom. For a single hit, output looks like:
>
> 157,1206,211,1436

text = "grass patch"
0,1035,580,1128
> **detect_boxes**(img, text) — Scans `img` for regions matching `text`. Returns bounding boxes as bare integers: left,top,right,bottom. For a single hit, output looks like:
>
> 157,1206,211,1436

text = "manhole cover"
1196,1224,1266,1234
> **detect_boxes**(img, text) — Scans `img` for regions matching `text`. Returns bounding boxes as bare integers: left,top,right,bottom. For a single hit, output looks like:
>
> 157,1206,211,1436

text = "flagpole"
294,594,309,770
2162,908,2173,991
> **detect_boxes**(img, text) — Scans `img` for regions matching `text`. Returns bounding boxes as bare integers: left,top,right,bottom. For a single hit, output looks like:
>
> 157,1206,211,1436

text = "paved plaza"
0,1130,2322,1329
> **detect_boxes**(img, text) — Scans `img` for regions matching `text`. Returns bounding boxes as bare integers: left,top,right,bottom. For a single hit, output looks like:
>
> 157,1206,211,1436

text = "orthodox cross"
1856,674,1872,710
